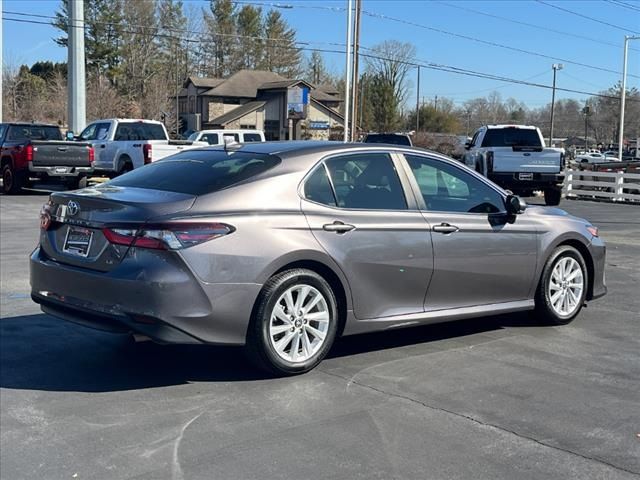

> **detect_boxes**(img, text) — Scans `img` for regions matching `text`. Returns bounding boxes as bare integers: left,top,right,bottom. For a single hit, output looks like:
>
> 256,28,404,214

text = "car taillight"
88,146,95,163
25,144,34,162
486,151,494,173
143,144,152,164
40,201,53,230
102,223,234,250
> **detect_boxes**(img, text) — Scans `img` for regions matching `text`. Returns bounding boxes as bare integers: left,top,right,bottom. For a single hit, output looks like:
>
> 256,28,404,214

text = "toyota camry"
30,141,606,375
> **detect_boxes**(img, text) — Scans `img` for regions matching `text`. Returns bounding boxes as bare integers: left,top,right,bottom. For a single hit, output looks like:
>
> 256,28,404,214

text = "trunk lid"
491,147,562,174
31,140,93,167
40,185,196,271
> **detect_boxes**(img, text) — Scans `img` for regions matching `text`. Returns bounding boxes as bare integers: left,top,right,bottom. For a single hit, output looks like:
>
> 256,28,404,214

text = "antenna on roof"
223,134,239,152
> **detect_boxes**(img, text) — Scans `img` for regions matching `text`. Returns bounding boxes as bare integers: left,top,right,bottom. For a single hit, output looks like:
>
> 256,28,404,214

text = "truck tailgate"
32,141,93,167
493,148,561,174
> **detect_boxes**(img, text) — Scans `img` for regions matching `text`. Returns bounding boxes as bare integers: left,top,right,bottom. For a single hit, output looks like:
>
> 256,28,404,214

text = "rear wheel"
2,163,23,195
534,246,587,325
246,269,338,376
544,187,562,206
117,156,133,176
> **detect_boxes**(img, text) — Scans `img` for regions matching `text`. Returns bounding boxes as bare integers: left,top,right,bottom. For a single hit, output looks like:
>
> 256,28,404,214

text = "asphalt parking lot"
1,193,638,480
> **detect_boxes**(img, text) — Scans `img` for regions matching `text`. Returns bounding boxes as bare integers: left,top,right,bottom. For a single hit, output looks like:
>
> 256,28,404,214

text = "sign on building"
287,86,309,120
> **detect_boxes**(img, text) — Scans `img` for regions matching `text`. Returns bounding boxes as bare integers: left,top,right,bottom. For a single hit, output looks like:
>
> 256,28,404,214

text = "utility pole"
415,66,420,132
68,0,86,134
582,105,591,152
350,0,362,142
549,63,563,147
343,0,353,142
434,95,438,111
618,35,640,161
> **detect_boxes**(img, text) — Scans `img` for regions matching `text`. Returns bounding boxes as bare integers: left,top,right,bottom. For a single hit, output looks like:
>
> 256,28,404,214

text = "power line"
604,0,640,13
233,0,639,79
3,14,638,105
436,0,640,53
535,0,640,34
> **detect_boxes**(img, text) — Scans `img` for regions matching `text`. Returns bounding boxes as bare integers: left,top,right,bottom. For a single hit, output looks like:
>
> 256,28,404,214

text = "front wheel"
534,246,587,325
544,187,562,206
246,269,338,376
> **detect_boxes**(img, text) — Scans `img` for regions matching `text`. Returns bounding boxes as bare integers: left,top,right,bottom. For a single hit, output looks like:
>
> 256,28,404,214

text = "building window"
240,124,256,130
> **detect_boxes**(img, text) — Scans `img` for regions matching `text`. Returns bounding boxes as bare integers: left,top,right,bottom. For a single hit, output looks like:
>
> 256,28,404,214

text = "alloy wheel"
268,284,330,363
548,257,584,317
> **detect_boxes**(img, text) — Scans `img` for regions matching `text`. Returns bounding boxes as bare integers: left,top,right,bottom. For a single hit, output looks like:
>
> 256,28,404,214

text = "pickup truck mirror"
65,131,75,141
505,194,526,215
464,141,472,150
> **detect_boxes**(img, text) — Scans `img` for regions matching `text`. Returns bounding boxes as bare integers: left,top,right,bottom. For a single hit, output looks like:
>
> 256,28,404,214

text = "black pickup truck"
0,122,94,194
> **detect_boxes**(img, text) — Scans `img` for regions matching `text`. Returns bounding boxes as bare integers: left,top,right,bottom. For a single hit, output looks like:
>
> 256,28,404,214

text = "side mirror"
505,194,526,215
464,141,472,150
66,131,75,141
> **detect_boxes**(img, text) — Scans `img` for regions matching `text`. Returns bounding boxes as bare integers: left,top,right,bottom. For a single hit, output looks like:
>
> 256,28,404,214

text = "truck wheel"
2,163,23,195
116,156,133,177
544,188,562,206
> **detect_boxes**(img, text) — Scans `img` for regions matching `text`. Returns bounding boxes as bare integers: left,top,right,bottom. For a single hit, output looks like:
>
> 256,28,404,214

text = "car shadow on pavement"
0,312,541,392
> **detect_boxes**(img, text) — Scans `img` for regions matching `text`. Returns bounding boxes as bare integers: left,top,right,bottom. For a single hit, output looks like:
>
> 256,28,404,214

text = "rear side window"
223,133,240,142
108,151,281,195
481,128,541,148
6,125,62,141
243,133,263,142
324,153,407,210
115,123,167,141
304,165,337,206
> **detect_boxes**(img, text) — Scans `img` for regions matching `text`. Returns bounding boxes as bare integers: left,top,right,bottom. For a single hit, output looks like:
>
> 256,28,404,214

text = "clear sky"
2,0,639,110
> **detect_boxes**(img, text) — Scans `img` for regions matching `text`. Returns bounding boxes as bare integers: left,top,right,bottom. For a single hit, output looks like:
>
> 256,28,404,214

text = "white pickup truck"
462,124,565,205
73,119,207,176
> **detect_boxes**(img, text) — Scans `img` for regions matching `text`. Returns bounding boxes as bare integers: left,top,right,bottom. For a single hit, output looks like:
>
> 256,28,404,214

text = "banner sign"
287,86,309,119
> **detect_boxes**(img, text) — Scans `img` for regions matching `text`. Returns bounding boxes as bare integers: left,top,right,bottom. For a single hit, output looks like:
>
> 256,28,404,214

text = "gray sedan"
30,141,606,375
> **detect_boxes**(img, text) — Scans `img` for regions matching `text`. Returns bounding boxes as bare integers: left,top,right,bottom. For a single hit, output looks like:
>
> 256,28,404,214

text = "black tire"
245,268,338,376
2,163,23,195
534,246,588,325
117,157,133,176
544,187,562,206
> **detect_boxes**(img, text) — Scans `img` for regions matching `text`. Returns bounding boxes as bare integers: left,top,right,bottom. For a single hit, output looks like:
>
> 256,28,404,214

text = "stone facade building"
177,70,344,141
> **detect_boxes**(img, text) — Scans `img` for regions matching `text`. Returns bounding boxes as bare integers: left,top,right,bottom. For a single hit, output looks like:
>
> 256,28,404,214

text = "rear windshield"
481,128,541,148
6,125,62,141
364,134,411,146
108,150,281,195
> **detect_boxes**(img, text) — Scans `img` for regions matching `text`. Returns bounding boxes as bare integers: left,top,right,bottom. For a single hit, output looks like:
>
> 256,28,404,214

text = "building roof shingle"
203,70,286,98
209,100,267,126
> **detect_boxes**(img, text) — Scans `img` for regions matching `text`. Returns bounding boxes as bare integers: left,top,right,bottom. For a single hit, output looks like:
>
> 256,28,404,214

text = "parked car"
187,129,265,145
1,122,94,194
576,152,617,164
462,125,565,205
31,142,606,375
363,133,413,146
73,119,207,176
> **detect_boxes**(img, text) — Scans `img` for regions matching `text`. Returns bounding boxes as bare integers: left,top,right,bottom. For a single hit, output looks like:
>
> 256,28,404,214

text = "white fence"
564,169,640,203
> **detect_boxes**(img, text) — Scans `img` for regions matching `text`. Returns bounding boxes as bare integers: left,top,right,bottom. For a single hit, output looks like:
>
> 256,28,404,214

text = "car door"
400,153,538,311
301,151,434,320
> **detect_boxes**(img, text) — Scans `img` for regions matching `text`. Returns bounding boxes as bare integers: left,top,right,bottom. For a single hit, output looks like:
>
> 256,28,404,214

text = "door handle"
432,222,459,234
323,221,355,233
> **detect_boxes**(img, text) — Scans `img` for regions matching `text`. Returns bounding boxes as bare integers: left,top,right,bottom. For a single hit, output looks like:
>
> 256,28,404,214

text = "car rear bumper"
29,162,93,177
30,247,261,345
489,172,564,191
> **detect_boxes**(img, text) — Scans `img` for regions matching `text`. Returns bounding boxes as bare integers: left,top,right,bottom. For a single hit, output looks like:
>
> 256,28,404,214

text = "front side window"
80,122,110,141
324,153,407,210
405,154,504,214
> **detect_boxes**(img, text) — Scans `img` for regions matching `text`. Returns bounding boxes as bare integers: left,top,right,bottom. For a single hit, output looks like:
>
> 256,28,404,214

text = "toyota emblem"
67,200,80,216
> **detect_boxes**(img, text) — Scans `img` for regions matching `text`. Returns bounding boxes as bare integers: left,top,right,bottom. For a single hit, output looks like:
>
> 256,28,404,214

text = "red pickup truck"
1,122,94,194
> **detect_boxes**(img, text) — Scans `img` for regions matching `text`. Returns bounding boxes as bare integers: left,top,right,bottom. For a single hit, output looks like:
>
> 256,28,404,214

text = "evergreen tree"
235,5,263,70
262,10,301,78
204,0,237,77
